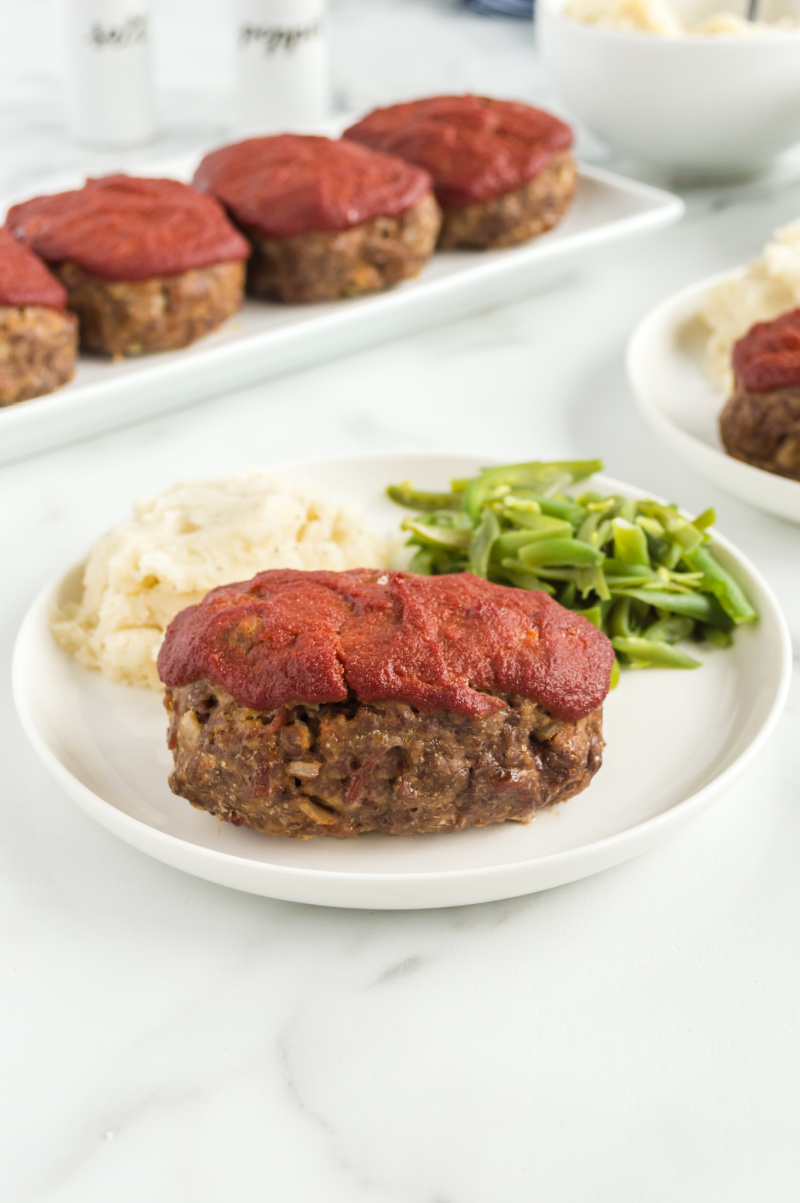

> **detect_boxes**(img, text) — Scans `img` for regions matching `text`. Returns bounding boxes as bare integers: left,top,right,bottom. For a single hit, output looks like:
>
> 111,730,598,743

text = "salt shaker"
235,0,329,134
63,0,157,147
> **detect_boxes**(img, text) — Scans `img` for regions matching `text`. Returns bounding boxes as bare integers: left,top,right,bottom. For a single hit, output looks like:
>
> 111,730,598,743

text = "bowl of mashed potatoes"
538,0,800,178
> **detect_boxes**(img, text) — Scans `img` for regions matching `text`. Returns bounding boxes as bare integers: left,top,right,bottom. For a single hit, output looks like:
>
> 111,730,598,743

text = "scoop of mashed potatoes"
701,218,800,393
51,472,388,689
562,0,799,35
562,0,683,35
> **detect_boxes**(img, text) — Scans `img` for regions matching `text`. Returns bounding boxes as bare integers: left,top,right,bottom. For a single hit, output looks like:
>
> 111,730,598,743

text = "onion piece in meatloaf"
0,227,77,406
344,94,576,250
720,308,800,481
6,176,250,357
193,135,441,303
157,569,614,839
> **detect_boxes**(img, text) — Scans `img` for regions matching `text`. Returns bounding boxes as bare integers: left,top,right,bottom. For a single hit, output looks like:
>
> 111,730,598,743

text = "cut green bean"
643,615,695,645
682,545,758,624
612,518,650,567
469,509,499,578
699,624,734,649
387,482,463,511
498,560,556,594
693,507,716,531
612,587,732,627
494,521,574,555
519,538,605,569
576,564,611,602
403,521,471,550
611,637,701,669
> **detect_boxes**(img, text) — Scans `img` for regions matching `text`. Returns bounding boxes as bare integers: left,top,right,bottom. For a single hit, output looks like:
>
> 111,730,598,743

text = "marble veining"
2,2,800,1201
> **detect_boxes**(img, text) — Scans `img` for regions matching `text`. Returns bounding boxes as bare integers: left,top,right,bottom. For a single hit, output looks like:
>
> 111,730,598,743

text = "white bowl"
538,0,800,179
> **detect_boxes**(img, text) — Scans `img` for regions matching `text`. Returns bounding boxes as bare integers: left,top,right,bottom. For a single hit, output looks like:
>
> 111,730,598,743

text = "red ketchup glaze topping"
732,308,800,393
193,135,434,239
0,227,67,309
344,95,574,209
157,569,614,723
6,175,250,282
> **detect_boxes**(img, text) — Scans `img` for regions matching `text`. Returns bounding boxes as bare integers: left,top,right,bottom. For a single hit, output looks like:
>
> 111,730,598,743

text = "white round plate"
13,454,792,910
627,270,800,525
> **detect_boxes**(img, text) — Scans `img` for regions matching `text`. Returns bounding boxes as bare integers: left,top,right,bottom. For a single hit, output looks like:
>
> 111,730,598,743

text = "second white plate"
627,270,800,524
12,453,791,909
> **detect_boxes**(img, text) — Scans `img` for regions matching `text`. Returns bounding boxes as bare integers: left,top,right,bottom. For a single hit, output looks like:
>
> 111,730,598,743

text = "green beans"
387,458,757,679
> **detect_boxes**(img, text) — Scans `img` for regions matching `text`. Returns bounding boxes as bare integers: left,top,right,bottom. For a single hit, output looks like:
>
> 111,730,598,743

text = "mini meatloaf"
344,95,576,250
6,176,250,357
0,227,77,406
157,569,614,839
720,308,800,480
193,135,440,303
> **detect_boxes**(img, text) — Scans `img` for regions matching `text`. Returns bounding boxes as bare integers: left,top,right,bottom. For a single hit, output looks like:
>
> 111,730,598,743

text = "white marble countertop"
3,3,800,1200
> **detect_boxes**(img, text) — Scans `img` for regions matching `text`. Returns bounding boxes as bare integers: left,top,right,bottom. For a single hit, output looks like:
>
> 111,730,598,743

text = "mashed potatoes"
700,218,800,392
562,0,800,35
52,472,388,689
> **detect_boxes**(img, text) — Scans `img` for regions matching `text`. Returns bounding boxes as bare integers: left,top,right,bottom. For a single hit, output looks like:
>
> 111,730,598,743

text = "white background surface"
2,2,800,1201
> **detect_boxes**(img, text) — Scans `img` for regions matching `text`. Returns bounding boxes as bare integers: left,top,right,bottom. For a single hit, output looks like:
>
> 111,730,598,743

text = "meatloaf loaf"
157,569,614,839
6,176,250,357
0,227,77,406
344,95,576,250
193,135,440,303
719,308,800,480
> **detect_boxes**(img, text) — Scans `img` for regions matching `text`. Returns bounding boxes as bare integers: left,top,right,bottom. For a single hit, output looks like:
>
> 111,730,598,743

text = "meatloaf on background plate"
720,308,800,481
0,227,77,406
157,569,614,839
6,176,250,357
344,94,576,250
193,135,441,303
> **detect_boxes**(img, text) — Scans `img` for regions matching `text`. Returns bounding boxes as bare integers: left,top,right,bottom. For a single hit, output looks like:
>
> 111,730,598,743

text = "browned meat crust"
55,260,245,357
719,384,800,481
244,192,441,304
0,305,77,406
437,151,576,251
165,680,604,839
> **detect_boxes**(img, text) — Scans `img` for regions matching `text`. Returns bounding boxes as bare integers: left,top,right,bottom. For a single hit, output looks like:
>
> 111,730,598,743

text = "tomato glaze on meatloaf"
193,135,441,302
344,95,576,250
0,226,77,405
6,176,250,355
158,569,614,839
720,308,800,481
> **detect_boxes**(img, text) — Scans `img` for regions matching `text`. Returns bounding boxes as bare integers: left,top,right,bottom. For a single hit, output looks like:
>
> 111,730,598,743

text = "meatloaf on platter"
193,135,441,303
157,569,614,840
719,308,800,480
344,95,575,250
6,176,249,357
0,226,77,406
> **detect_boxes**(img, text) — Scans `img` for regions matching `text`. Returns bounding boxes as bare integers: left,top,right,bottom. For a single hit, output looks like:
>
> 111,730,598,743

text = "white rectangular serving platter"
0,155,683,466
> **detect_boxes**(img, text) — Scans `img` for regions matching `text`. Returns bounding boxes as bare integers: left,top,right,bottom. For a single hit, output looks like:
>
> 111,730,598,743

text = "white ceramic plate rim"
627,268,800,521
12,454,792,906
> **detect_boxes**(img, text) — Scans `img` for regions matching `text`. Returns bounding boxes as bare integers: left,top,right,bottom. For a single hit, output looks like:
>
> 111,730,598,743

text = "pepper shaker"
235,0,329,134
63,0,157,147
